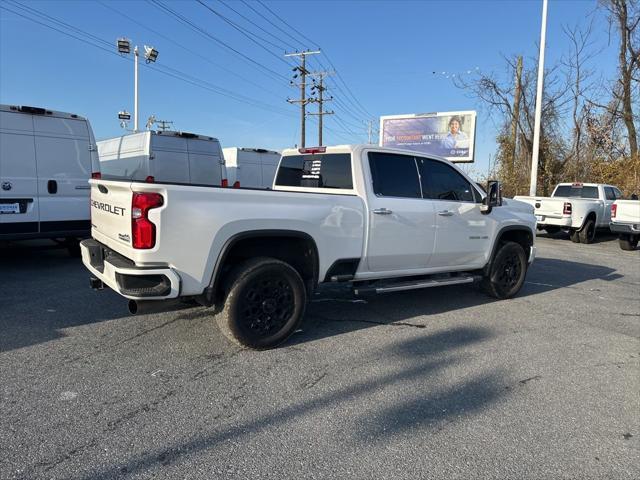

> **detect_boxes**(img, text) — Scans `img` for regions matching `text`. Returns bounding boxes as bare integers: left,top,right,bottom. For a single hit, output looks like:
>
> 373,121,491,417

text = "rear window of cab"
275,153,353,189
553,185,599,199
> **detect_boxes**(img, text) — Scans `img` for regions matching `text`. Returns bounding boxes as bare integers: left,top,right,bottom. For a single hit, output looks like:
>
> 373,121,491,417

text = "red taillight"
221,178,229,188
233,181,240,188
91,172,101,179
563,202,572,215
145,176,155,183
611,203,617,219
131,192,163,249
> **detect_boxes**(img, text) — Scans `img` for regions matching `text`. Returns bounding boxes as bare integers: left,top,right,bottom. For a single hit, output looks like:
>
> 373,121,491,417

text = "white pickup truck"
81,145,536,349
514,183,622,243
610,199,640,250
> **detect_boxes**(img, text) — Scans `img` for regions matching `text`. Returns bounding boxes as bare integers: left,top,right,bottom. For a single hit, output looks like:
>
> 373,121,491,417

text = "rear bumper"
535,214,572,228
80,239,180,300
610,222,640,235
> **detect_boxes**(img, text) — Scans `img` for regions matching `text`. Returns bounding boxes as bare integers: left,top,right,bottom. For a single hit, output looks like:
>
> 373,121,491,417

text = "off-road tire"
482,241,527,299
579,218,596,244
619,235,639,251
217,257,307,349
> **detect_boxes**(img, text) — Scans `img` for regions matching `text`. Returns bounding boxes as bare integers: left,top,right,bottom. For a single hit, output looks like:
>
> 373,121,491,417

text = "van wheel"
569,229,580,243
217,257,306,349
579,218,596,244
482,242,527,299
619,235,639,251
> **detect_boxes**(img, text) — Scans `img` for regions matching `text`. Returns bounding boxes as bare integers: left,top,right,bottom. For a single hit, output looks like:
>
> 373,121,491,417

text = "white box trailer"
98,131,227,186
0,104,100,248
223,147,280,189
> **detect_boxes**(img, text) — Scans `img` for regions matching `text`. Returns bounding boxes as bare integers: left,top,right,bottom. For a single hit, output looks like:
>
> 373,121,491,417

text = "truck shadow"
0,243,127,353
537,230,619,245
74,326,509,480
290,256,621,346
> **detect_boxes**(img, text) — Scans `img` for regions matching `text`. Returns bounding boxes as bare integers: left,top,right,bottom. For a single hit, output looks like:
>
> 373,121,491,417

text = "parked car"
610,198,640,250
223,147,280,189
97,130,227,187
0,104,100,254
81,144,537,349
514,183,622,243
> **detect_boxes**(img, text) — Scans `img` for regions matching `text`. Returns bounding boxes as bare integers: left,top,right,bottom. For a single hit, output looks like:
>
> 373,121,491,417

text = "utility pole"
308,72,334,146
286,50,320,148
529,0,548,196
366,120,374,144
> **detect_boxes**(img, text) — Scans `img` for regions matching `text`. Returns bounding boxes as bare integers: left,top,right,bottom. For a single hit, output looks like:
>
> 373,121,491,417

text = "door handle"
373,208,392,215
437,210,454,216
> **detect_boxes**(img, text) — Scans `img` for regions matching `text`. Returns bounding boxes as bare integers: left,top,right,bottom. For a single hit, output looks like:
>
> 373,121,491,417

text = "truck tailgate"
513,196,566,217
90,180,133,247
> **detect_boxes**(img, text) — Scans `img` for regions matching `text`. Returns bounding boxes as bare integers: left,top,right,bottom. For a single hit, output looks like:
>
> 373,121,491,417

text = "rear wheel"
569,229,580,243
217,257,307,349
65,238,81,257
482,241,527,299
579,218,596,244
619,235,639,251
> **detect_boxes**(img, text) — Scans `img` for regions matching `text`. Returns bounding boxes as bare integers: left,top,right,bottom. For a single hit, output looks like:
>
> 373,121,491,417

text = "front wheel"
482,241,527,299
619,235,639,251
217,257,307,349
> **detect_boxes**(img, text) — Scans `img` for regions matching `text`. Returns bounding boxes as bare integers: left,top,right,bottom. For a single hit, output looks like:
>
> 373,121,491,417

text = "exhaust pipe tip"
128,299,139,315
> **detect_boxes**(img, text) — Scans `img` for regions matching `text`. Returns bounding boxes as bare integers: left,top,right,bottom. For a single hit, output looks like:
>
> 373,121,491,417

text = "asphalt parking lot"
1,233,639,480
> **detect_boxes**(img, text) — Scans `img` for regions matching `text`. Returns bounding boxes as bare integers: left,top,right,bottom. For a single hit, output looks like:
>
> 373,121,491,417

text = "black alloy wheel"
482,241,527,299
217,257,307,349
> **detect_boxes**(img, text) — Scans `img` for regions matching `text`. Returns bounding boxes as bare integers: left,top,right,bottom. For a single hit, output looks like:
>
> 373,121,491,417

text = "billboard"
379,111,476,163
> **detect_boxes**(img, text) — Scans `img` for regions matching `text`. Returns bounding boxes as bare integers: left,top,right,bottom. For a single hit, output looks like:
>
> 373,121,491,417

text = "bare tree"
601,0,639,156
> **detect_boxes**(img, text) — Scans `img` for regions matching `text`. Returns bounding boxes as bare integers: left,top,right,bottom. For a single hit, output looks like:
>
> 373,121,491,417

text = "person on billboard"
442,116,469,150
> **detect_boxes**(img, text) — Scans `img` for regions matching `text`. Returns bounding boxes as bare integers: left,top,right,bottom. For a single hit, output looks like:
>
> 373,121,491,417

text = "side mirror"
481,180,502,214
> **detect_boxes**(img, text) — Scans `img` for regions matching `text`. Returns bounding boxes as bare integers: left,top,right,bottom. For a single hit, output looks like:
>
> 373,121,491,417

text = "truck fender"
202,229,320,306
483,225,534,275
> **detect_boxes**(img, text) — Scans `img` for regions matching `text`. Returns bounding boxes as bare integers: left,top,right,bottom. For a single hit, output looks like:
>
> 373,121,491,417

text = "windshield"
553,185,599,199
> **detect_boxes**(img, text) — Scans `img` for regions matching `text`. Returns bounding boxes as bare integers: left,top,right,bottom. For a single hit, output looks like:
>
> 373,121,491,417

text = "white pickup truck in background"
81,144,537,349
610,198,640,250
514,183,622,244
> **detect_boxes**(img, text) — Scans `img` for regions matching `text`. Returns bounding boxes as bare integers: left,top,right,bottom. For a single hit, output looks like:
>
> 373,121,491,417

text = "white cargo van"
223,147,280,189
0,104,99,250
98,131,227,186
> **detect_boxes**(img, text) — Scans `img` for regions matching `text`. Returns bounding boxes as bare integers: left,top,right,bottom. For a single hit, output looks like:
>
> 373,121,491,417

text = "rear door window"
417,157,477,202
275,153,352,189
368,152,421,198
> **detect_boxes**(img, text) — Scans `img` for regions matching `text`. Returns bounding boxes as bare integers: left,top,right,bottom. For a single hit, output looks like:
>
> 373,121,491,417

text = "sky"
0,0,619,177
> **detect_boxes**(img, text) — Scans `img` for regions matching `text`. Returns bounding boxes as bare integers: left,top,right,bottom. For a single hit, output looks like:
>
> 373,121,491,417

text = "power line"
253,0,374,120
240,0,304,50
195,0,293,67
256,0,317,48
217,0,293,52
0,2,298,119
149,0,289,83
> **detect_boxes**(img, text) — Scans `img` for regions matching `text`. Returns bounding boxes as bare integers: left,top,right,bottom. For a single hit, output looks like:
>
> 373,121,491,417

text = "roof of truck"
0,104,88,121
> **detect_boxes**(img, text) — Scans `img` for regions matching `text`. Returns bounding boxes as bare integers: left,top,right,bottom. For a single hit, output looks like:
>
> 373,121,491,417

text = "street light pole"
116,38,158,134
134,46,139,132
529,0,548,196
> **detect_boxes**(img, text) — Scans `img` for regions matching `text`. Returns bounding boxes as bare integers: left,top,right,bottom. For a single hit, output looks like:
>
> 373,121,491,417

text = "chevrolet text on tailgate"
82,145,537,349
